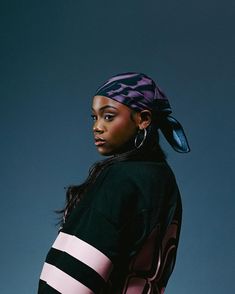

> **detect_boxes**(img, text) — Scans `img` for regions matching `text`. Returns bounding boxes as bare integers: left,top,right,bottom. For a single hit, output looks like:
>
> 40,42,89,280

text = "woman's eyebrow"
92,105,118,112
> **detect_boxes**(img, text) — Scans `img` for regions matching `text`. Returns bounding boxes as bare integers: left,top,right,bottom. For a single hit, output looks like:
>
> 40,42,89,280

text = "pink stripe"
52,232,113,280
40,262,93,294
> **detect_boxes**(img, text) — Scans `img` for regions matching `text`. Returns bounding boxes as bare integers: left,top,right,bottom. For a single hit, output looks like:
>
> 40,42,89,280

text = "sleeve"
39,165,141,294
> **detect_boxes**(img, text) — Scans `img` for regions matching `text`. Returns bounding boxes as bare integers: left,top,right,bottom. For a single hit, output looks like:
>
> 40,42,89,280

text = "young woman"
38,72,190,294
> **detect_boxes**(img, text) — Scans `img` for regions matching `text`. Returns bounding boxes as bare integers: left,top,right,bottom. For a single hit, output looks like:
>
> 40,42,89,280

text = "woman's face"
92,95,139,156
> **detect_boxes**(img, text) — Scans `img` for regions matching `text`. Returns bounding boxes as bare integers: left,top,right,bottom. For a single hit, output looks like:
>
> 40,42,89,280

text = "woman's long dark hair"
57,122,166,226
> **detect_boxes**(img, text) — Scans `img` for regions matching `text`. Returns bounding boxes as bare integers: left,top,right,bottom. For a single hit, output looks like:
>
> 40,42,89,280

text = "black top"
38,159,182,294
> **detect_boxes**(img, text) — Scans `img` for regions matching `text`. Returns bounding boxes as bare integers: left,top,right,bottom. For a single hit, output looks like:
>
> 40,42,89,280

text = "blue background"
1,0,234,293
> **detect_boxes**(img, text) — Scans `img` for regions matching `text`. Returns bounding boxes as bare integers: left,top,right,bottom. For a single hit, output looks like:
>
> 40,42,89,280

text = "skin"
92,95,152,156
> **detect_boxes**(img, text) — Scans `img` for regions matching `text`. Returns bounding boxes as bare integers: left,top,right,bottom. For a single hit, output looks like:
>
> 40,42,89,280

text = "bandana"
94,72,190,153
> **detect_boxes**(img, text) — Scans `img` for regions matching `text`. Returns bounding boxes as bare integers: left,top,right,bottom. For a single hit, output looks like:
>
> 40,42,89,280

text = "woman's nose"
93,121,104,133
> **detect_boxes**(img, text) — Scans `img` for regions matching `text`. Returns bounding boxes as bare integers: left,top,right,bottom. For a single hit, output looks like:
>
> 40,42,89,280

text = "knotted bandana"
94,72,190,153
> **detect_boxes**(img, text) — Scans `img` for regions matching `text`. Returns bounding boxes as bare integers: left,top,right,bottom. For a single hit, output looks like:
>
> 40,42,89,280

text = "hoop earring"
135,128,147,149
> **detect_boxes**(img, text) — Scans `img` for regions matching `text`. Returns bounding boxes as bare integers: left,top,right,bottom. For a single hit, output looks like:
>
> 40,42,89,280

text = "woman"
38,72,190,294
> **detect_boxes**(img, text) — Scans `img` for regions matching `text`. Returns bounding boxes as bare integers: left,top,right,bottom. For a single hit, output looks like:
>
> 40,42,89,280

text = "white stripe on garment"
52,232,113,280
40,262,93,294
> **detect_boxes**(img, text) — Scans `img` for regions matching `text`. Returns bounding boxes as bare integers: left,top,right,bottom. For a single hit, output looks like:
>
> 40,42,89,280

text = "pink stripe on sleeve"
52,232,113,280
40,262,93,294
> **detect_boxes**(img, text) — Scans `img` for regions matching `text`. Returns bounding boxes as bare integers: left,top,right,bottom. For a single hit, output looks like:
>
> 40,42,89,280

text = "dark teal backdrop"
1,1,234,293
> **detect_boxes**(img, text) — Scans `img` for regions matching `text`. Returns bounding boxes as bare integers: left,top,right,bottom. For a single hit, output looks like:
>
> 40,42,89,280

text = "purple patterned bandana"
95,72,190,153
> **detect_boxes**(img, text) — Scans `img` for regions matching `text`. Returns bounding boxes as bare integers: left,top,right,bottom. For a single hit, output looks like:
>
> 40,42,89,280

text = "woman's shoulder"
104,160,175,182
85,159,177,227
89,159,176,201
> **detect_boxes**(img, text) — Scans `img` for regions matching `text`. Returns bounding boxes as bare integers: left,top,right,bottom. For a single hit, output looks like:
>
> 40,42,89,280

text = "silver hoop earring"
134,128,147,149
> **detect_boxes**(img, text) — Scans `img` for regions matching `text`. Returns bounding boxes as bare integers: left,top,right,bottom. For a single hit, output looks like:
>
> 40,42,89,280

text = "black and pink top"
38,160,182,294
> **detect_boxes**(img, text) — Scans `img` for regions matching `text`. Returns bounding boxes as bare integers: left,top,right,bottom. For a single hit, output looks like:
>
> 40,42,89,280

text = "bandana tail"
159,116,190,153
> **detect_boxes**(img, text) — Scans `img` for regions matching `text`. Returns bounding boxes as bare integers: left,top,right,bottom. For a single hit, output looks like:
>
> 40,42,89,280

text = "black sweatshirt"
38,159,182,294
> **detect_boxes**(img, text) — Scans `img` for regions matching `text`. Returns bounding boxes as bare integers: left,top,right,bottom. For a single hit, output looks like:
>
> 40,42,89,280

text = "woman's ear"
137,110,152,129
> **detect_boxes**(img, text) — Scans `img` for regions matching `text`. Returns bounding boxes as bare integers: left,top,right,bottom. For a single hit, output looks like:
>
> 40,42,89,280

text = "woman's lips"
94,137,106,146
95,140,106,146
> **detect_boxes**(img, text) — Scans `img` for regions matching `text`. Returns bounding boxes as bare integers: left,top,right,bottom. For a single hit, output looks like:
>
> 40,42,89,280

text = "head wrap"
94,72,190,153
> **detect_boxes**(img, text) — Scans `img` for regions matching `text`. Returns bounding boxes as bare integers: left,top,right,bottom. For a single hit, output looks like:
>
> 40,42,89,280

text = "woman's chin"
96,141,135,156
96,146,114,156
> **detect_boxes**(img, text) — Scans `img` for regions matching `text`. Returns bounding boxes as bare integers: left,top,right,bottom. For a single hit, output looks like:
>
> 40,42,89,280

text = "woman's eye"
91,114,97,121
104,114,114,121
